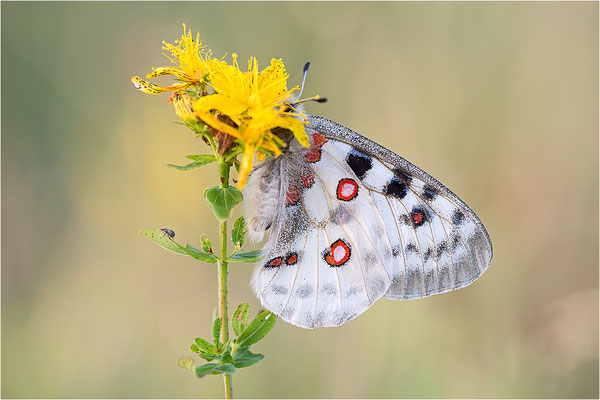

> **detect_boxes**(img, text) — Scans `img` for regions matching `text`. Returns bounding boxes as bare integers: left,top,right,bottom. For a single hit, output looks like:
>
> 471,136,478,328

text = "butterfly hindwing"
246,133,392,328
244,115,493,328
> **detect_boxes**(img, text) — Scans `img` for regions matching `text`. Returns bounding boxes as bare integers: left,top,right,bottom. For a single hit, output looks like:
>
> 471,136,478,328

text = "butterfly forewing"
244,115,493,328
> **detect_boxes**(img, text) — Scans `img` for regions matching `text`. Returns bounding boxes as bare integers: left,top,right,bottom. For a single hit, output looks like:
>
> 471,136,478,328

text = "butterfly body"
244,115,493,328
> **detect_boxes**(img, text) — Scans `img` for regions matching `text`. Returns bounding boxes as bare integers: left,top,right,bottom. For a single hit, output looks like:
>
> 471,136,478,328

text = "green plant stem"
217,160,233,399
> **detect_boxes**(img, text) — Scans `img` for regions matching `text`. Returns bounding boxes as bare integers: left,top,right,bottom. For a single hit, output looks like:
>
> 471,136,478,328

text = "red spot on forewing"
413,212,423,225
285,185,299,206
300,169,315,188
324,239,351,267
312,132,328,147
304,147,321,163
285,252,298,265
336,178,359,201
266,257,283,268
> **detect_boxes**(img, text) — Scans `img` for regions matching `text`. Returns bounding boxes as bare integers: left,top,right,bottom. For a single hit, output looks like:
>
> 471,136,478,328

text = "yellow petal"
208,58,251,101
161,24,209,81
282,117,309,148
131,76,186,94
196,111,242,139
147,67,192,81
171,92,197,123
194,94,247,125
256,58,292,106
237,144,257,188
259,139,282,156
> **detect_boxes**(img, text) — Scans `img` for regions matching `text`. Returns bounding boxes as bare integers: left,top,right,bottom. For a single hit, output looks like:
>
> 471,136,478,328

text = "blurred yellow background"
2,2,598,398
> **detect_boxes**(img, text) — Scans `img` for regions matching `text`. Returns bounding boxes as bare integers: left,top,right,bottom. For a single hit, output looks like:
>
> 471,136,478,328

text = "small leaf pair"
228,217,262,263
139,228,218,263
180,303,276,378
166,154,216,171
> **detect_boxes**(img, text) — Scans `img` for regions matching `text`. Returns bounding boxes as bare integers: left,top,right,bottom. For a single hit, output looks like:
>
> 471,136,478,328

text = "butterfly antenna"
296,61,311,100
289,62,328,109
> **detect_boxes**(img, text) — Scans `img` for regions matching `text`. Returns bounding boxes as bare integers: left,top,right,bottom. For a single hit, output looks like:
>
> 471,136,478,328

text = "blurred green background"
2,2,598,398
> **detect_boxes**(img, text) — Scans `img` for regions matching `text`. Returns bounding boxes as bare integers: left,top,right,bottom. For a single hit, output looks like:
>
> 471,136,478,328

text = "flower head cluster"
132,24,211,94
131,24,311,187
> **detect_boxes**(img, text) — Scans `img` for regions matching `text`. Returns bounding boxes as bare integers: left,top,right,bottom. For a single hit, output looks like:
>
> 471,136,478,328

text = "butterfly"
243,115,493,328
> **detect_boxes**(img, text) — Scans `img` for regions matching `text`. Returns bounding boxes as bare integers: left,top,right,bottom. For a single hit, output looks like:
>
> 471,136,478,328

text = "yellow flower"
131,24,210,94
131,25,317,189
170,92,197,123
194,55,310,187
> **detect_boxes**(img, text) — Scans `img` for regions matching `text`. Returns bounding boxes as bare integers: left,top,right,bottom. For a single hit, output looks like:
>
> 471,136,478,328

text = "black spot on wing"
399,214,411,225
271,284,289,296
295,283,313,299
423,247,433,262
406,243,418,254
422,184,438,201
384,178,408,200
346,151,373,179
392,168,413,185
436,241,448,258
451,233,461,250
322,283,338,296
410,206,430,228
452,209,466,225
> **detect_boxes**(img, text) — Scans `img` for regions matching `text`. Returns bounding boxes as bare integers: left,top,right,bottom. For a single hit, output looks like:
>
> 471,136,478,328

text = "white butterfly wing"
244,115,493,328
246,137,392,328
309,115,493,300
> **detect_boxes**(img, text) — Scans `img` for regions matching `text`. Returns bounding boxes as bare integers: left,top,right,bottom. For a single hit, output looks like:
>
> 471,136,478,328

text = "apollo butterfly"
243,114,493,329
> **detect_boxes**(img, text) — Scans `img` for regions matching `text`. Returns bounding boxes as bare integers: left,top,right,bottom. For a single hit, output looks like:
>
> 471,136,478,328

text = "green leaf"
177,357,196,374
200,234,213,253
235,311,276,348
181,244,218,263
198,353,222,362
139,229,218,264
229,250,262,263
194,337,215,354
195,363,219,378
210,364,237,375
232,303,250,337
186,154,217,162
213,318,221,345
139,228,186,255
220,351,234,364
231,217,246,247
204,186,243,221
166,155,216,170
233,347,264,368
190,343,200,353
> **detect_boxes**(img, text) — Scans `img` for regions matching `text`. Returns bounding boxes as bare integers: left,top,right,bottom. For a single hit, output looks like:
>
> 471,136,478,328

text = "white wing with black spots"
244,115,493,328
309,115,493,300
246,133,392,328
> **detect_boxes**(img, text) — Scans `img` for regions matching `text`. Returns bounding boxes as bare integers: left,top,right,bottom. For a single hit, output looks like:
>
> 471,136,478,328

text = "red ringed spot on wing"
265,256,283,268
311,132,328,147
285,252,298,265
300,169,315,188
336,178,359,201
304,147,321,163
411,207,428,227
324,239,351,267
413,212,423,224
285,185,299,206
